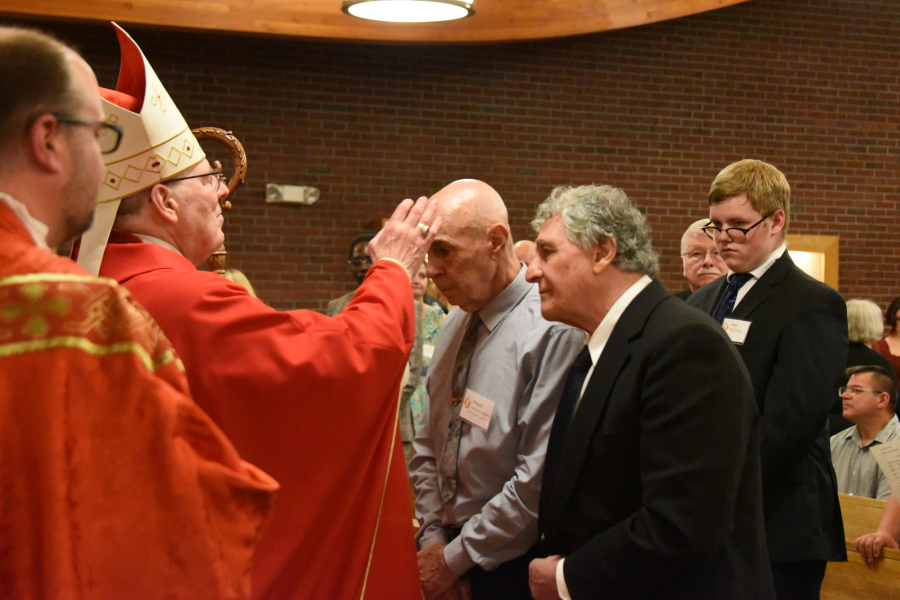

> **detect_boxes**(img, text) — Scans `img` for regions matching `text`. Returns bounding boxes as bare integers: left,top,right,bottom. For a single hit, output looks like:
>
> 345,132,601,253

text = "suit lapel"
729,252,794,320
544,281,670,537
693,275,727,314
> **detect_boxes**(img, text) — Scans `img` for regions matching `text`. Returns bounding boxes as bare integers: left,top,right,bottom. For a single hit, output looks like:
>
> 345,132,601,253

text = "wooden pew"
821,494,900,600
837,494,888,541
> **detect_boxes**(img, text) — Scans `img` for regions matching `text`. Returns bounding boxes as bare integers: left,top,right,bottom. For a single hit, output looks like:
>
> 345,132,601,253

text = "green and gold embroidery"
0,273,183,374
0,281,70,337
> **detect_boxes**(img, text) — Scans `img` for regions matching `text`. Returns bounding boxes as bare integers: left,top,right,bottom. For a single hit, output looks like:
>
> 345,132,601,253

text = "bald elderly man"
514,239,537,265
410,180,585,600
675,218,727,300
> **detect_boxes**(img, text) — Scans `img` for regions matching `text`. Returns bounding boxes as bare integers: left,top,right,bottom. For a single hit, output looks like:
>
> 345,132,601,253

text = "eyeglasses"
701,213,773,243
349,257,373,269
682,249,721,264
839,386,884,396
53,114,124,154
166,170,226,192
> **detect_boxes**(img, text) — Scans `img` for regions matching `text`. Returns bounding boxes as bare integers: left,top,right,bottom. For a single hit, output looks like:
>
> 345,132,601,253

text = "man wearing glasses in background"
0,26,280,598
688,159,848,600
831,365,899,501
327,230,376,316
674,218,727,300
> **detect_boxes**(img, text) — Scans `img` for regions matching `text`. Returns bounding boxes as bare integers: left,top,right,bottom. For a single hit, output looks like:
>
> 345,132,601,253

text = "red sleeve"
104,244,421,600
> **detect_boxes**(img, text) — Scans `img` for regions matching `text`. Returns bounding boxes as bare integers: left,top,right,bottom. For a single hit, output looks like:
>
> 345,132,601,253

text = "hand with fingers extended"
855,531,899,562
369,195,441,278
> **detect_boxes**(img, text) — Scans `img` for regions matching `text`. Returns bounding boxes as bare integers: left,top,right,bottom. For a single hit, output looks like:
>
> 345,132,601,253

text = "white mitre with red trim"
77,22,205,275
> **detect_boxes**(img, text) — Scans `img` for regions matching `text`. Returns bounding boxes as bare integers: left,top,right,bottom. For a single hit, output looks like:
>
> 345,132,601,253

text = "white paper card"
459,389,495,432
871,438,900,497
423,344,435,359
722,318,751,344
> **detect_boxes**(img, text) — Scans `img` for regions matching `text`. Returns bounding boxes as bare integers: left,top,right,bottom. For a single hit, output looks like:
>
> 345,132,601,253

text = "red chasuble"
0,202,278,599
100,231,422,600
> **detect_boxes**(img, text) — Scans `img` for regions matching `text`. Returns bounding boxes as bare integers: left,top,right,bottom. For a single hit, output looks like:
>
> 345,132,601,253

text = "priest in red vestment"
0,26,278,599
78,24,436,600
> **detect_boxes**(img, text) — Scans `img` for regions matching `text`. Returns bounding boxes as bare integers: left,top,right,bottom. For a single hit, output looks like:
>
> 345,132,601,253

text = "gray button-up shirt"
830,415,900,501
410,266,586,575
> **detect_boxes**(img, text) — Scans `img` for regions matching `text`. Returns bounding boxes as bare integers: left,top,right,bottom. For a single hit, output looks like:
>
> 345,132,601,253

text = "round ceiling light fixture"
342,0,475,23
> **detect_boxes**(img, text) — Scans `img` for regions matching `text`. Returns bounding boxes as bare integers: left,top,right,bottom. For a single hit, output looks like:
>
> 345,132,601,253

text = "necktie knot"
728,272,753,291
712,273,754,324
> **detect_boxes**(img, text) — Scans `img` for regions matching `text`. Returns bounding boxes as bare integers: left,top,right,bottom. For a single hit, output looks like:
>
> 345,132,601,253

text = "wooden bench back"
821,494,900,600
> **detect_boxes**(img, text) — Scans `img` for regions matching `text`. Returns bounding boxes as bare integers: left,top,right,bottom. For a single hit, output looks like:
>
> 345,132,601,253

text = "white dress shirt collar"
586,274,653,365
728,243,786,307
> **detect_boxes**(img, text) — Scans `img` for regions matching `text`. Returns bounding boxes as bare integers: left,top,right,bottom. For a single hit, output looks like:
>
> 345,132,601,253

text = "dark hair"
845,365,897,414
0,27,81,159
886,295,900,335
347,231,376,259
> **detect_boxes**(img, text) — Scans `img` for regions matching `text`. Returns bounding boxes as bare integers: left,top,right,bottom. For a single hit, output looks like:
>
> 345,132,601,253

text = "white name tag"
459,389,495,431
722,318,751,344
422,344,435,359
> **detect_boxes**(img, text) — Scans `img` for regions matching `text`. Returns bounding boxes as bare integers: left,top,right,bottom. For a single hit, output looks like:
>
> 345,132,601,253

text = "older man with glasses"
85,23,434,600
688,159,848,600
674,218,727,299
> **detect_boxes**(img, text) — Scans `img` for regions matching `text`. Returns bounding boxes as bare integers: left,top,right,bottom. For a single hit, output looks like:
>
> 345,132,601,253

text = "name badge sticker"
459,389,495,431
423,344,435,359
722,318,751,344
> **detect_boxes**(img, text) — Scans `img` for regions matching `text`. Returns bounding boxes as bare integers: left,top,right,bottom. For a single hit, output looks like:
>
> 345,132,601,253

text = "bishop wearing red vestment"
79,24,433,600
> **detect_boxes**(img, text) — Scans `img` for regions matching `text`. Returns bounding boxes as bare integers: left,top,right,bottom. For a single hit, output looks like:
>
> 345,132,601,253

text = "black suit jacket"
688,252,848,563
541,280,774,600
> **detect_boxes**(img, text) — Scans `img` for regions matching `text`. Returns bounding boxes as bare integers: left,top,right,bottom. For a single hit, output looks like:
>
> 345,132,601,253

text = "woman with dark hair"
873,295,900,376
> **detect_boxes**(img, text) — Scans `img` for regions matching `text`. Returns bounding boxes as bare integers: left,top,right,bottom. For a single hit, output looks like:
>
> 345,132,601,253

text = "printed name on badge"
722,318,751,344
459,389,495,431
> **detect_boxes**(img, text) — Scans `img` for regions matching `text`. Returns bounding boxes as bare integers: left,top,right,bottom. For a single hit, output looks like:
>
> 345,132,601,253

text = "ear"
591,238,617,275
149,183,179,225
877,391,891,411
768,209,786,236
27,114,66,174
486,223,510,254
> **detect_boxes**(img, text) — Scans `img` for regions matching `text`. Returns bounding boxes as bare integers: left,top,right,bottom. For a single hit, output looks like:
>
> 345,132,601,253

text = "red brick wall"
11,0,900,314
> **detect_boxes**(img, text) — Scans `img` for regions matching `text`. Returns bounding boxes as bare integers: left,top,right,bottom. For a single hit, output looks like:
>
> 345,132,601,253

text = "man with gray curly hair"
526,184,773,600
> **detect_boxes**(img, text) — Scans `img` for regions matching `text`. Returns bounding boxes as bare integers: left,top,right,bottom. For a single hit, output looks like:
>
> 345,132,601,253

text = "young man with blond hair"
688,159,847,599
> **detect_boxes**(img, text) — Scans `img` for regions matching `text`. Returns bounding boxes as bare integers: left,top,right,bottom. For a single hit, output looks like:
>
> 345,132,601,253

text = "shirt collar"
0,191,50,249
586,275,653,365
847,415,900,447
727,242,786,282
133,233,184,257
874,414,900,444
473,265,531,333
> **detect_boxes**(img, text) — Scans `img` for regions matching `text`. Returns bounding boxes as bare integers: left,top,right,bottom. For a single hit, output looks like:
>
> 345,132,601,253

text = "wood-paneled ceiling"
0,0,750,43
